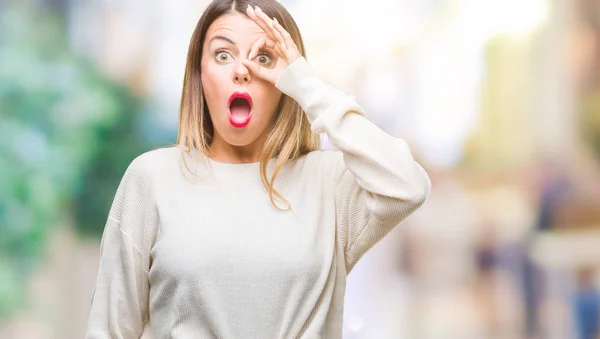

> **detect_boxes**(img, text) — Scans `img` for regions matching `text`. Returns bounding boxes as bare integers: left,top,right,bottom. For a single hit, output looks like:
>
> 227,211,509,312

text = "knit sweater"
85,57,431,339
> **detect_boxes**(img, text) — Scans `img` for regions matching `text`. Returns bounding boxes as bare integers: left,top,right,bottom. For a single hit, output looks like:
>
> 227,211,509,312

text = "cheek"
201,62,217,89
201,65,227,109
259,87,282,118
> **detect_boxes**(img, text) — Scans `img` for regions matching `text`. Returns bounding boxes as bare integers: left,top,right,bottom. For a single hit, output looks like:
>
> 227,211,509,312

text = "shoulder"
130,146,181,170
107,148,170,247
114,146,183,198
124,146,182,178
108,147,179,222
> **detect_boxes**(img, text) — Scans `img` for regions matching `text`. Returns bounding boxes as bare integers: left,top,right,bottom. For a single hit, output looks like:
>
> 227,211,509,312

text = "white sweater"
85,57,430,339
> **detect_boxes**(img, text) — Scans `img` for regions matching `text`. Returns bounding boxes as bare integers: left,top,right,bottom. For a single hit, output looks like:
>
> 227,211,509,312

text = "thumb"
242,59,276,84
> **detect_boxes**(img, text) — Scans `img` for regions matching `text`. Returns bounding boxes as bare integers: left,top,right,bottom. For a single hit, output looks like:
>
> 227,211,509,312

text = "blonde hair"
176,0,320,210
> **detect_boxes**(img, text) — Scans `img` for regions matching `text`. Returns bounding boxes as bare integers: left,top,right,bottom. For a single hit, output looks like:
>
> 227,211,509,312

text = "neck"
208,133,266,164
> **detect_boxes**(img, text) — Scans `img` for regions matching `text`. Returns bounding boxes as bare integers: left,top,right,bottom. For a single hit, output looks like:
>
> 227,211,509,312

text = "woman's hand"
243,5,302,85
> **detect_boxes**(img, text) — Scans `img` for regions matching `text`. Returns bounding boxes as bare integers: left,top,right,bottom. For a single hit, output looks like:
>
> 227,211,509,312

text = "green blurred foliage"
0,5,151,317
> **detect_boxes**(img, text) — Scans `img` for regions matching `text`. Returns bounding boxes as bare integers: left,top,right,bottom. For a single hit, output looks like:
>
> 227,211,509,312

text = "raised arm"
276,58,431,273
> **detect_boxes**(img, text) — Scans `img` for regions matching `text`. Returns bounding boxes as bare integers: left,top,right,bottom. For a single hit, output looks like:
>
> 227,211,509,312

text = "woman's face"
201,11,282,151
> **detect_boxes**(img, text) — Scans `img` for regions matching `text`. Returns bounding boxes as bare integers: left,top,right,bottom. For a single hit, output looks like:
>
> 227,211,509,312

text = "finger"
254,8,286,50
250,6,277,41
251,7,293,59
272,18,295,53
272,18,301,62
246,4,254,19
270,18,287,51
242,59,275,84
248,36,277,61
274,42,286,59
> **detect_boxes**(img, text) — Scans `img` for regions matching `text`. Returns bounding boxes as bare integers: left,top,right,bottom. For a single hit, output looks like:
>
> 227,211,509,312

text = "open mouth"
227,92,253,128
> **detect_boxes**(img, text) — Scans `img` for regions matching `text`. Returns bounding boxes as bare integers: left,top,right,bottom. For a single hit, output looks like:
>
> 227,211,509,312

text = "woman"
85,0,430,338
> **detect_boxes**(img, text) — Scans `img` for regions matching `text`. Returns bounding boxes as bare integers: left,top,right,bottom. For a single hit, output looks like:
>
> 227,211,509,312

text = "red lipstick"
228,92,253,128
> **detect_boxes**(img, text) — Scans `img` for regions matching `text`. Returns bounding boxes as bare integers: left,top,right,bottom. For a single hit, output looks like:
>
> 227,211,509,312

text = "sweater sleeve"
276,57,431,273
85,155,158,338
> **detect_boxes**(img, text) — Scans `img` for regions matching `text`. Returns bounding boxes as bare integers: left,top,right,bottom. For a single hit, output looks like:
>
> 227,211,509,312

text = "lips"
227,92,253,128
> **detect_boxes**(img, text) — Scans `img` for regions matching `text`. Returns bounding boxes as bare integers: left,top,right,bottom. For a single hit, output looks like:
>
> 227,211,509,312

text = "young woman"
85,0,431,338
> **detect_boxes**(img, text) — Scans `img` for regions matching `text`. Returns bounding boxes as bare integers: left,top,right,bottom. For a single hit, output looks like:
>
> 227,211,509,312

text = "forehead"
206,12,266,45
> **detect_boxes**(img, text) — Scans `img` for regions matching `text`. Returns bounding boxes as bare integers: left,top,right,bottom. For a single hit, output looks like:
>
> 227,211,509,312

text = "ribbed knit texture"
85,57,431,339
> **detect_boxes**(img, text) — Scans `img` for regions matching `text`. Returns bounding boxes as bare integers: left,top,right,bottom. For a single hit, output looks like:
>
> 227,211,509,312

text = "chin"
218,126,262,147
223,136,255,147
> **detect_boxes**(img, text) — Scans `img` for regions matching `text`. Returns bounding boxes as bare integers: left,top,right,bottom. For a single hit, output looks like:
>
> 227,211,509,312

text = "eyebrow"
209,35,235,45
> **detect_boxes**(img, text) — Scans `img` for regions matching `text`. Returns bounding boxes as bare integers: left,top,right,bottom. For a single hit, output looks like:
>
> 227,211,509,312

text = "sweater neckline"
200,153,276,180
182,147,279,181
205,156,261,168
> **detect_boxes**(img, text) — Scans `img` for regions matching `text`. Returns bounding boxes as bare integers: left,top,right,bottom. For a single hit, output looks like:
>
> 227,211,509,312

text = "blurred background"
1,0,599,338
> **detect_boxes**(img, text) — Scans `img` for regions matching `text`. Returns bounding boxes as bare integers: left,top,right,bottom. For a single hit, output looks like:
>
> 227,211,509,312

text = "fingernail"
255,6,261,12
247,4,252,11
273,18,278,24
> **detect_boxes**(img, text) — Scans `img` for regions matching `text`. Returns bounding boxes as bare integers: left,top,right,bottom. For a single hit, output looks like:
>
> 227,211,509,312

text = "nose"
233,62,251,84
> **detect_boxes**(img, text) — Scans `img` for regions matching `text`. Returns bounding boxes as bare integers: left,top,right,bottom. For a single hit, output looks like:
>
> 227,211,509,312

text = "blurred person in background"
474,222,501,336
84,0,430,338
572,267,599,339
525,160,572,338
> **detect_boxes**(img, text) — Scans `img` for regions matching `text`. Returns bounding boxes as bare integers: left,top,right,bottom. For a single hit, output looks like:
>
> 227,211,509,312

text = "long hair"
176,0,320,210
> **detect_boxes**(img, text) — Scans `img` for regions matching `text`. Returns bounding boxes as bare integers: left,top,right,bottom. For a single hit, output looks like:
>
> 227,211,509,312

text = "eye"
255,53,272,65
216,50,231,62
